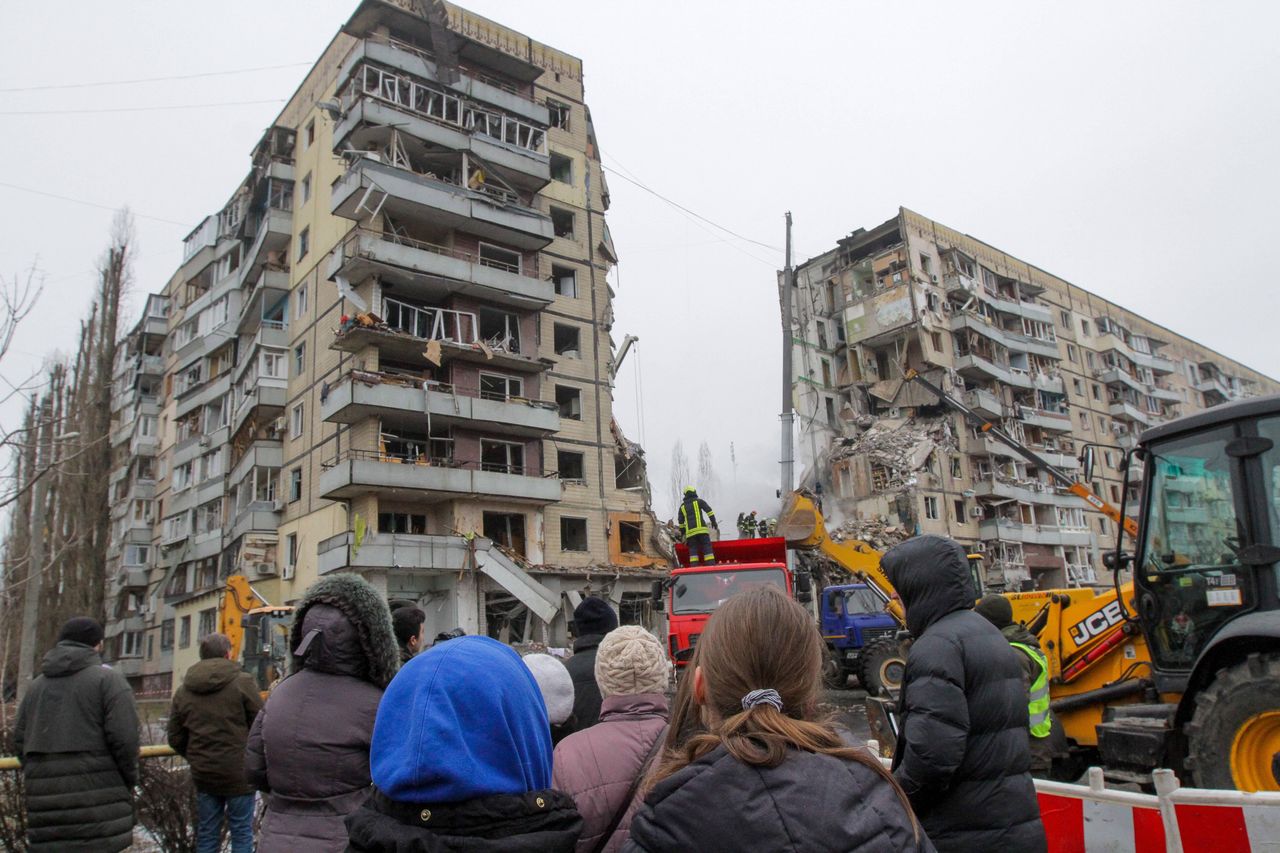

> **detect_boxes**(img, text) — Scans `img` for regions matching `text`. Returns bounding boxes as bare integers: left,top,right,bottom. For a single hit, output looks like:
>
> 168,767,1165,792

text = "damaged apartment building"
785,207,1279,591
101,0,665,693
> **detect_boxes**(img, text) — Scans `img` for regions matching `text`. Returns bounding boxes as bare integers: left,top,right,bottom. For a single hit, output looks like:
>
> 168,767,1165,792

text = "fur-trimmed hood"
289,573,399,689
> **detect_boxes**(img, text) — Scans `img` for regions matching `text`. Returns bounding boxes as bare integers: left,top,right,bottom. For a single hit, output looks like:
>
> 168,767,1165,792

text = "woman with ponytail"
623,585,933,853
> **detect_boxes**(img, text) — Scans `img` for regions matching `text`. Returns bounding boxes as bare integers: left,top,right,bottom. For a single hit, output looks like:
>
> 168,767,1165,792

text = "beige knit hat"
594,626,670,698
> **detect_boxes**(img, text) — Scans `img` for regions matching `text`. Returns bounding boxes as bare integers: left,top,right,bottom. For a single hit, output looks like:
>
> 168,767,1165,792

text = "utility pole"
16,403,52,702
779,211,795,498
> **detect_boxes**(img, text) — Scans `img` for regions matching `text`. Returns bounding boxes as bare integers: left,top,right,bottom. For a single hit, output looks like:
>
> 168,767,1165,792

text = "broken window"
560,517,588,551
483,512,526,557
547,100,571,130
1091,383,1101,400
484,591,529,644
1080,319,1091,336
954,500,966,522
552,265,577,298
554,323,580,357
1072,378,1084,396
479,372,523,401
551,207,575,239
870,464,891,492
297,227,310,261
816,322,828,350
558,450,585,481
619,591,649,627
619,520,643,554
480,439,525,474
556,385,582,420
304,119,315,150
930,332,944,353
821,360,832,388
550,152,573,184
300,173,312,204
924,496,939,520
378,512,427,534
479,309,521,352
950,456,963,478
615,452,645,490
825,397,836,427
478,242,521,273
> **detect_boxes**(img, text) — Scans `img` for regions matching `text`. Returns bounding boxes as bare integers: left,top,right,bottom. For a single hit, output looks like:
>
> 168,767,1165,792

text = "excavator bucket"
777,492,822,547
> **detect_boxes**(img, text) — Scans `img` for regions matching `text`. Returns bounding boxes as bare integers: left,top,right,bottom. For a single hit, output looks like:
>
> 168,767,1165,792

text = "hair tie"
741,688,784,712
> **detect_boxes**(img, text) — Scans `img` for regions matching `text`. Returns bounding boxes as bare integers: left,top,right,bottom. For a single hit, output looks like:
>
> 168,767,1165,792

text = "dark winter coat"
167,656,263,796
623,744,932,853
13,641,140,852
346,787,582,852
564,634,606,729
883,536,1046,853
246,573,399,852
553,693,668,853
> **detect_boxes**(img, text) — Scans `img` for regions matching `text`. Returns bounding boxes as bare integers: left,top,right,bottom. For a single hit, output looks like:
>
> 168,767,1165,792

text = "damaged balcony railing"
340,226,537,277
337,367,556,412
321,447,552,478
363,31,528,98
382,297,479,343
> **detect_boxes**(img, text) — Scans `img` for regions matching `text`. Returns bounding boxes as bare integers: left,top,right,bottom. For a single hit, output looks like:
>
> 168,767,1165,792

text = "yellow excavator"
220,576,294,696
783,376,1280,791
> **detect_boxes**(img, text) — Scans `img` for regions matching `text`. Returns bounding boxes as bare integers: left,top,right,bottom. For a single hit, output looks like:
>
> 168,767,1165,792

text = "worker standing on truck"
678,486,719,564
974,594,1065,777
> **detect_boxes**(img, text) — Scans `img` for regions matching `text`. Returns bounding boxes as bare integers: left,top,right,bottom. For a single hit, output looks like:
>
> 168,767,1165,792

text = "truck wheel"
859,637,907,697
823,648,850,689
1184,652,1280,791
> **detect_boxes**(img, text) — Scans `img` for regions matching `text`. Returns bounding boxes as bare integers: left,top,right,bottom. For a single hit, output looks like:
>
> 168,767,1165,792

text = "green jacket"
168,657,263,795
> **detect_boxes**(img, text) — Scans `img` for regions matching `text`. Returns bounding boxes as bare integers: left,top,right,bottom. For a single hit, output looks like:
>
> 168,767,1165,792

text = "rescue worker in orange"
678,486,720,565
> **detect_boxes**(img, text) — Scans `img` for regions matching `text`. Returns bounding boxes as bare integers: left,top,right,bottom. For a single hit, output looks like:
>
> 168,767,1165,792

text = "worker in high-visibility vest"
677,486,719,565
975,594,1064,776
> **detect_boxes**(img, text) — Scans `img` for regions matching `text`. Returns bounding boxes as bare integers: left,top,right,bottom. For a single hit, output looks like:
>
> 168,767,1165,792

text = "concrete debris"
833,415,956,487
828,517,910,551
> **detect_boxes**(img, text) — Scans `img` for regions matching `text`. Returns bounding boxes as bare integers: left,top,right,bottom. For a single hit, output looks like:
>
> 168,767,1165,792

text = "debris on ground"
832,415,956,495
828,517,909,551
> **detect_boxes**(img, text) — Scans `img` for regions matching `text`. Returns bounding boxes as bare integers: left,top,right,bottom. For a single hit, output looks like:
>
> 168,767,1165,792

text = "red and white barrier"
1152,770,1280,853
1037,769,1167,852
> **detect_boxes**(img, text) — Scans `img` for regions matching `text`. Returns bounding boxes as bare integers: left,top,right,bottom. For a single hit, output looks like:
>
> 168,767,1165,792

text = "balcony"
1032,372,1066,396
238,269,290,334
331,157,553,250
975,290,1055,325
1016,405,1072,433
129,432,159,457
230,503,281,543
973,476,1078,507
318,531,474,576
231,376,287,437
329,228,552,310
175,373,232,419
242,208,292,285
319,449,561,504
963,387,1006,420
955,354,1034,389
321,370,559,437
1096,334,1176,375
1108,399,1155,427
229,440,283,489
979,518,1094,547
1192,373,1238,402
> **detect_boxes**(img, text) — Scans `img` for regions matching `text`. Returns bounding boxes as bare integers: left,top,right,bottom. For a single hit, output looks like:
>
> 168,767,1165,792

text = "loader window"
842,587,882,616
1259,416,1280,596
1140,425,1249,670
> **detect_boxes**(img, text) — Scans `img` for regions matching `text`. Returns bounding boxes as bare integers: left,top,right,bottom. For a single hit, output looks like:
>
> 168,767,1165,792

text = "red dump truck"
654,537,811,667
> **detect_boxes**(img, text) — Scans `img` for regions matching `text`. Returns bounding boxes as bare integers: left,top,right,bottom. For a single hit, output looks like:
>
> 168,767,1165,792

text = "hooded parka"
167,656,263,795
883,536,1046,853
245,573,399,852
14,640,140,852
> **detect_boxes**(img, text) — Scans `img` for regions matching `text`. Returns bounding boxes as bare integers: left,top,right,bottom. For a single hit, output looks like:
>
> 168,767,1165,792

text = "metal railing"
334,368,556,411
322,447,552,478
341,226,535,277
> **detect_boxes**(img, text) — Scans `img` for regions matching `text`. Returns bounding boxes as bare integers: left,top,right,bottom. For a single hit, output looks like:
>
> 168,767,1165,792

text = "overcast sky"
2,1,1277,524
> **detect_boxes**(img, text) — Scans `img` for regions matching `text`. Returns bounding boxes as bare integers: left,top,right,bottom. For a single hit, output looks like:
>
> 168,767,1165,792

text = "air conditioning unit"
970,507,985,518
272,499,285,512
198,436,211,448
931,274,939,284
270,417,287,434
282,563,295,580
252,562,275,578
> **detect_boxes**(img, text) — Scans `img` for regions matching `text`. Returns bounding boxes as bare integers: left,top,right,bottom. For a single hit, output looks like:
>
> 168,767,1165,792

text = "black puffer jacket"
883,536,1045,853
564,634,605,729
346,788,582,852
14,641,140,852
623,744,933,853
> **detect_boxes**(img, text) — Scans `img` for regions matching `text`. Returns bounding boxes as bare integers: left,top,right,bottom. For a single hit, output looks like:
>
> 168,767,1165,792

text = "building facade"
787,207,1279,591
101,0,664,692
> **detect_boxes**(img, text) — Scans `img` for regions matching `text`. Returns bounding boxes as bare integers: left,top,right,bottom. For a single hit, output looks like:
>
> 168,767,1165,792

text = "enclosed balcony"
954,353,1034,390
1016,405,1072,433
963,387,1006,420
979,518,1094,547
319,448,561,504
331,157,553,250
321,370,558,437
329,227,552,310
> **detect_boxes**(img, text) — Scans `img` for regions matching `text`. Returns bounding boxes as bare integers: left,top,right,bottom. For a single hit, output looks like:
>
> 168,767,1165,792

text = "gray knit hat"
522,653,575,725
594,626,670,698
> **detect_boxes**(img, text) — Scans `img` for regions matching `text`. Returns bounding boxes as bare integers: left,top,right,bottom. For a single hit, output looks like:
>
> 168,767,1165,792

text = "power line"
0,98,284,116
0,182,188,226
599,153,782,254
0,61,312,93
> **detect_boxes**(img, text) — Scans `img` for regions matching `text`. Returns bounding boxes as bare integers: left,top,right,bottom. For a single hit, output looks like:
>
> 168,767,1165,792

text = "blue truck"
820,583,900,690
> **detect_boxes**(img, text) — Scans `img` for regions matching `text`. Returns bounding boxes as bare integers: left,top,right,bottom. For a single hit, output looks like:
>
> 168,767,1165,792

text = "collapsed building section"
785,207,1279,591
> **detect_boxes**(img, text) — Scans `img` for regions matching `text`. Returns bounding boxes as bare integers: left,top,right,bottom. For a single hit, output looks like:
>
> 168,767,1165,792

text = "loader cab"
241,606,293,695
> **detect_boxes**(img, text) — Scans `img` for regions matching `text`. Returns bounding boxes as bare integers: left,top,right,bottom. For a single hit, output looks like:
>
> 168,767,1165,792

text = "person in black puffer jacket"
883,536,1046,853
624,586,931,853
564,596,618,729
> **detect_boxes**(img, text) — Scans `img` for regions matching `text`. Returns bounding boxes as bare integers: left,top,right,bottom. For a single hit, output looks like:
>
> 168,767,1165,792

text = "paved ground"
819,681,873,745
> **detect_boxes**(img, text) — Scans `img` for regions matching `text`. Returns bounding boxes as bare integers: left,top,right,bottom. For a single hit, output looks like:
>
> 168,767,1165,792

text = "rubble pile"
833,415,957,493
828,517,909,551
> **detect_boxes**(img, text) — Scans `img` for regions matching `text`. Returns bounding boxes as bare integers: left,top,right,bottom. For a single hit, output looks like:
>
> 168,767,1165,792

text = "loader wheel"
1184,652,1280,791
859,637,907,697
823,649,851,690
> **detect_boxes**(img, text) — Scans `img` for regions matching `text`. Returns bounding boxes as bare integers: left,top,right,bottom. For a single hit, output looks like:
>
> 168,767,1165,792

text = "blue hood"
370,635,552,804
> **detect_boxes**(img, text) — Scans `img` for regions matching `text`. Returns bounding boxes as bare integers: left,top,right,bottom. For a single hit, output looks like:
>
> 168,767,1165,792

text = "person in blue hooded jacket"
345,635,584,852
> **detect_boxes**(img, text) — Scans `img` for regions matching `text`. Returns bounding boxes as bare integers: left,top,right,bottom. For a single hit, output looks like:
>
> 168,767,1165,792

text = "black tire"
1184,652,1280,791
859,636,907,697
823,648,851,690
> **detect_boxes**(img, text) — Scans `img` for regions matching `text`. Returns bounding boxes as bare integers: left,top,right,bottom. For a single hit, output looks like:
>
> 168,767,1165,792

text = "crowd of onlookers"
13,534,1052,852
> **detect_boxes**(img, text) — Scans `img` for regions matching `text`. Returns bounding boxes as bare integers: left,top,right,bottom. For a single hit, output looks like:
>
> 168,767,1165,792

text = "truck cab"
821,583,899,686
658,537,806,667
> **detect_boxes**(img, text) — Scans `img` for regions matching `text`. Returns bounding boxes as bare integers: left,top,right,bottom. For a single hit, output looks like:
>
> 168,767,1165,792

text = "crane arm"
610,334,638,380
903,368,1138,538
778,492,906,626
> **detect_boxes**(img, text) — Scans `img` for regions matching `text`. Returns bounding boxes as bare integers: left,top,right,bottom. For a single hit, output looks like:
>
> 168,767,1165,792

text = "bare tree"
669,440,691,518
696,441,719,507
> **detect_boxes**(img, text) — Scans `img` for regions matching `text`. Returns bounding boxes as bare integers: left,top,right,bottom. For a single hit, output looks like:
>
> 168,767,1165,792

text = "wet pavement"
819,682,873,745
